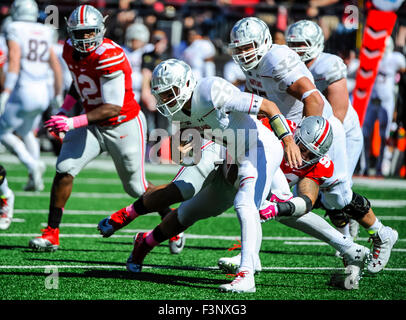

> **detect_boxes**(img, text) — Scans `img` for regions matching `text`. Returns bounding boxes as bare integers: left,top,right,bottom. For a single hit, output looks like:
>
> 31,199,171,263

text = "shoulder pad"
320,53,347,84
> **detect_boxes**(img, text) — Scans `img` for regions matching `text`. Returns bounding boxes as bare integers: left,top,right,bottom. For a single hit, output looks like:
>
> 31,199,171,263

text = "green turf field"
1,154,405,302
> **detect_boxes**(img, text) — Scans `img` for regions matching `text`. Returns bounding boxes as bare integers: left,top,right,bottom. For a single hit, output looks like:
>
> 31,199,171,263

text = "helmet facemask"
151,59,196,117
294,136,324,168
153,85,189,117
68,26,105,53
229,36,271,71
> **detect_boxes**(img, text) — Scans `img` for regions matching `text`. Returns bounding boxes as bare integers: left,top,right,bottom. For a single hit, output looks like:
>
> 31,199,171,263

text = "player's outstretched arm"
259,99,302,168
287,76,324,117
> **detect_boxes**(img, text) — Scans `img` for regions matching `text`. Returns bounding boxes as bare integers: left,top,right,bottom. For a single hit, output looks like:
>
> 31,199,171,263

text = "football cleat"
330,243,369,290
341,244,370,290
218,253,262,274
24,161,45,191
29,226,59,252
168,232,185,254
126,232,153,273
219,269,256,293
367,226,398,274
0,192,15,230
97,205,137,237
97,218,115,238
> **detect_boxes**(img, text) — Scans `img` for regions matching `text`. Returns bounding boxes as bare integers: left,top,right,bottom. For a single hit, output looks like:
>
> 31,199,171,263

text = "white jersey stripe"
98,52,124,64
95,57,125,70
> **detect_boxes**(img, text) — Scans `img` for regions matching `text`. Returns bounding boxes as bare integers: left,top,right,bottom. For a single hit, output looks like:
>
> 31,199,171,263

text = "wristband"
72,114,88,129
269,114,292,140
301,89,318,101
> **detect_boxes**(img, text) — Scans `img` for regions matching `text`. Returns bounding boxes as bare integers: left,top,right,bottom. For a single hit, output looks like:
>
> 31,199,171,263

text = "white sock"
0,177,13,198
367,218,383,235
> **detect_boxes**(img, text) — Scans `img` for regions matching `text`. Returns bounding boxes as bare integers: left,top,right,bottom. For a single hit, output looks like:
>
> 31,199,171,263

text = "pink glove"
259,202,279,223
44,114,88,134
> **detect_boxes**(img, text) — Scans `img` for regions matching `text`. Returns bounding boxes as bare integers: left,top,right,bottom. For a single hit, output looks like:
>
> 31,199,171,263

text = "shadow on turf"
0,267,227,291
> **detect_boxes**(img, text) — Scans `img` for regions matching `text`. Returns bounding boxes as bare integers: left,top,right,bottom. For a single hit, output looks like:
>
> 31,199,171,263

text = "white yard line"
12,191,406,208
13,209,406,222
0,264,404,272
1,232,405,243
7,176,170,186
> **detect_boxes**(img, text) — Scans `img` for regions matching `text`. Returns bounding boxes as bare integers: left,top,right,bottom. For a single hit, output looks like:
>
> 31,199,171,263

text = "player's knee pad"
326,209,349,228
0,165,6,185
342,192,371,220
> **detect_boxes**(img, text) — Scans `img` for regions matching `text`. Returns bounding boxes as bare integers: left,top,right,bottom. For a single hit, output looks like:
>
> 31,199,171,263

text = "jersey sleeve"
324,55,347,85
95,42,127,78
5,22,20,44
305,156,334,185
264,45,312,90
210,77,263,114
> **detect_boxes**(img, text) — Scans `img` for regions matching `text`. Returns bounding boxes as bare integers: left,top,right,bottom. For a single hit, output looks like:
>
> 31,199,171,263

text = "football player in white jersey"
125,58,302,293
285,20,364,239
0,0,63,191
123,22,153,102
229,17,357,247
105,115,370,290
362,36,406,176
283,20,399,266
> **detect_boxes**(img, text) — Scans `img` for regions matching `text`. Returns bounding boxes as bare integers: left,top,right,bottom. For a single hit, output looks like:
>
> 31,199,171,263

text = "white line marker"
0,264,405,272
1,232,405,243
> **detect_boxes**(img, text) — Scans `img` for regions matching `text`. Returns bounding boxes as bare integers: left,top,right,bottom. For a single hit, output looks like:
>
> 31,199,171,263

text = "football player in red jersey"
28,5,170,252
259,116,398,275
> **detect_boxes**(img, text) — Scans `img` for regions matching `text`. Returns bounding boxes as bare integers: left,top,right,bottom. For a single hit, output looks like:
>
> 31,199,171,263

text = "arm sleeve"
100,71,125,106
223,91,263,114
211,78,263,114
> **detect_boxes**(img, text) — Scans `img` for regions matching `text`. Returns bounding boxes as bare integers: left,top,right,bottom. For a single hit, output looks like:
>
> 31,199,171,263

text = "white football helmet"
66,5,106,53
151,59,196,117
228,17,272,71
10,0,38,22
294,116,333,167
285,20,324,62
125,23,150,48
